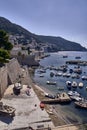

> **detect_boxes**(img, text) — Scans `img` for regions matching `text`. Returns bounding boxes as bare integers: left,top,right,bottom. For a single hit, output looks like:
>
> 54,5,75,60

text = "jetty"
66,60,87,65
41,92,71,104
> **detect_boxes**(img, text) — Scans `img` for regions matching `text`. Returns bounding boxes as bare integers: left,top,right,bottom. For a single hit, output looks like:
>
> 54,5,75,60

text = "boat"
71,74,77,79
72,81,77,88
66,81,71,85
73,68,82,74
57,87,64,91
50,72,54,77
82,76,87,80
0,102,15,117
66,81,72,89
56,72,62,76
46,81,57,85
63,73,70,77
70,96,82,101
68,91,80,97
38,69,46,73
69,69,73,73
45,93,55,99
75,101,87,109
63,55,68,58
75,56,81,59
39,74,44,77
78,82,84,88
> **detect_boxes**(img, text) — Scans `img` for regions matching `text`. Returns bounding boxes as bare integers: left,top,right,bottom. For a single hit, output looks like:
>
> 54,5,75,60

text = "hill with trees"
0,16,86,52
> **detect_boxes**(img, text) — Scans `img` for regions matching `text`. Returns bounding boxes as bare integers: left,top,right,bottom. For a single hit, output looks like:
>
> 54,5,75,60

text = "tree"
0,30,13,51
0,49,10,63
0,30,13,63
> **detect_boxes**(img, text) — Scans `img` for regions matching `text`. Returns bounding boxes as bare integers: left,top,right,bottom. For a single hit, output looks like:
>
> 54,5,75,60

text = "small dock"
66,60,87,65
41,92,71,104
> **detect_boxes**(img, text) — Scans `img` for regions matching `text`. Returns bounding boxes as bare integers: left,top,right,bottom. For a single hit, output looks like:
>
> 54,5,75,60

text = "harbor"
33,51,87,124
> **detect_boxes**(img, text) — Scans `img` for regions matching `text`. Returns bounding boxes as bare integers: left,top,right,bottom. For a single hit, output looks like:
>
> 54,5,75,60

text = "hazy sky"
0,0,87,48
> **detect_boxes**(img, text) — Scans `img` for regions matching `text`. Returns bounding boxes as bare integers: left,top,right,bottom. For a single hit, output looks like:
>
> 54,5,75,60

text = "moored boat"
75,56,81,59
0,102,15,117
82,76,87,80
46,81,57,85
78,82,84,88
68,91,80,97
57,87,64,91
66,81,71,86
75,101,87,109
70,96,82,101
63,55,68,58
72,81,77,88
73,68,82,74
66,81,72,90
50,72,54,77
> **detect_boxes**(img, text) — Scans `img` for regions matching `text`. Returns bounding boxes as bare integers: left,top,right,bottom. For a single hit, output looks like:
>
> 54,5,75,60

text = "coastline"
29,68,87,129
29,71,87,130
0,65,87,130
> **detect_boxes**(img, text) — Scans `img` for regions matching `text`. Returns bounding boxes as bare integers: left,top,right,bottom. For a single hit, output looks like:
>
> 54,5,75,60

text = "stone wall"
0,58,22,97
7,58,22,84
0,66,8,97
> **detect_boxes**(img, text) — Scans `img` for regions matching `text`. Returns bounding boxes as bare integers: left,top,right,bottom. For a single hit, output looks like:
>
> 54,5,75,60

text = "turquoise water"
33,51,87,124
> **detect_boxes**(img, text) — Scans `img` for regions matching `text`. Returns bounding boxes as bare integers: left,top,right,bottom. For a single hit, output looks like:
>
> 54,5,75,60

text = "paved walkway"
0,85,54,130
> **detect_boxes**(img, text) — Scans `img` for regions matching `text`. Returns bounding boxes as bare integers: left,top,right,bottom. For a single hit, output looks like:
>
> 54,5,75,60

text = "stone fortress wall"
0,66,8,97
0,58,22,97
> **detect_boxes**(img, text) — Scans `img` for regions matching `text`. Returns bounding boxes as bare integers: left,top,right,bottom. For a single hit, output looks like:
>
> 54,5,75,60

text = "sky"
0,0,87,48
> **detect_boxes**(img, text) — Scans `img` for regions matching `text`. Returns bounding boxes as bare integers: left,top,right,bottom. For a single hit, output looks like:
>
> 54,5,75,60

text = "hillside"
37,35,86,51
0,16,86,52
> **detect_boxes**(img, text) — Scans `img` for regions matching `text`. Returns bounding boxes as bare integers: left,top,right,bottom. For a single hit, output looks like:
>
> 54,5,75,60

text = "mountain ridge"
0,16,86,52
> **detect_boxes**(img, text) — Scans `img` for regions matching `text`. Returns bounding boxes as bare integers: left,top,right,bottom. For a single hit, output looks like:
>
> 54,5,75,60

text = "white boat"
71,74,77,78
56,72,62,76
82,76,87,80
72,81,77,88
66,81,72,89
68,91,80,97
46,81,57,85
70,96,82,101
39,75,44,77
57,87,64,91
66,81,71,86
79,82,84,88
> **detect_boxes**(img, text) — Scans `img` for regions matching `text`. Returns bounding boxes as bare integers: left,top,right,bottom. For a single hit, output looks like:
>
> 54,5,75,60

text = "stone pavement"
0,84,54,130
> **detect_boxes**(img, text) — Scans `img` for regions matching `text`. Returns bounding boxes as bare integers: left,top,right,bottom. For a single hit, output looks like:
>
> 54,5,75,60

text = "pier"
66,60,87,65
42,92,71,104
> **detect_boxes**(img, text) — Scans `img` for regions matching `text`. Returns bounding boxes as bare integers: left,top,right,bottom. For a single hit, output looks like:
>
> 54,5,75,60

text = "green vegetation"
0,30,13,63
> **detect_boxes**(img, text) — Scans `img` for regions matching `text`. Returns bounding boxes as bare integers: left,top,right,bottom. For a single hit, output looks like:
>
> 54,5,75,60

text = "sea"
33,51,87,124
